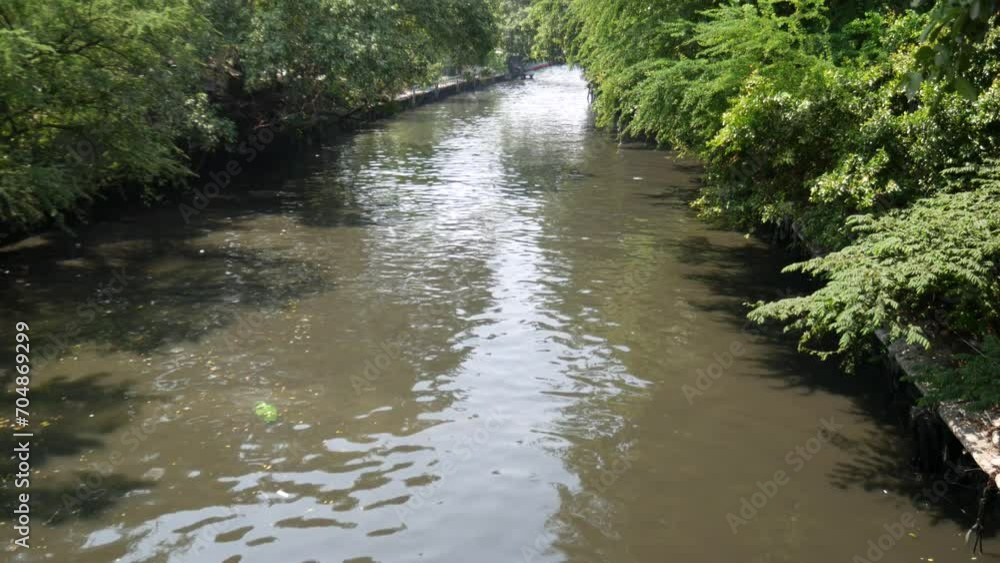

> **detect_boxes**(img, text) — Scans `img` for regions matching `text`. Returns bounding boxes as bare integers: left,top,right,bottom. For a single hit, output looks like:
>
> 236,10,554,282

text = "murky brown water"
1,67,990,562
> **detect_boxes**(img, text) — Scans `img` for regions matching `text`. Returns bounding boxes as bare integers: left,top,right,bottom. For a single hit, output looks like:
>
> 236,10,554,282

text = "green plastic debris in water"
254,401,279,423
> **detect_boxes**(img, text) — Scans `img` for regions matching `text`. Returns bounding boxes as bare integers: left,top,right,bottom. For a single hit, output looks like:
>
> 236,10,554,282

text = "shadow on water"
0,81,510,548
671,227,999,539
0,192,343,526
639,186,699,212
0,372,154,525
0,212,334,363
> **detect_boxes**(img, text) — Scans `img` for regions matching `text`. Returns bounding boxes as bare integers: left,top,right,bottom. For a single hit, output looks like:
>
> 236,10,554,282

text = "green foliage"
0,0,502,236
546,0,1000,406
226,0,497,115
526,0,575,60
254,401,279,424
917,336,1000,412
0,0,227,233
749,166,1000,364
912,0,999,97
493,0,536,59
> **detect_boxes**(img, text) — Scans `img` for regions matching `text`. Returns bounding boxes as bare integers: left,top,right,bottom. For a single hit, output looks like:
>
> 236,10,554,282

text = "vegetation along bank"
527,0,1000,419
0,0,555,239
3,0,999,472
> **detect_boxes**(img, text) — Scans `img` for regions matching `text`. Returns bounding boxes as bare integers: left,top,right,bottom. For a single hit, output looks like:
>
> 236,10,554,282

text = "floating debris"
254,401,279,424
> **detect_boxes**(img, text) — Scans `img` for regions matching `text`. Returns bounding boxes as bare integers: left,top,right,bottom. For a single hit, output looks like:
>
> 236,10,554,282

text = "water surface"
1,66,985,562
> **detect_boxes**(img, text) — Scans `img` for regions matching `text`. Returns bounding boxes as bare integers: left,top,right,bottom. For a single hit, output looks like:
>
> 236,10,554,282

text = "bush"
749,165,1000,365
0,0,228,234
538,0,1000,407
918,336,1000,411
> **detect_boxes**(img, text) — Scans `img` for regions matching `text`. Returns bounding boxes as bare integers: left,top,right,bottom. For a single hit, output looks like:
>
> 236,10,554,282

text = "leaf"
254,401,279,424
905,71,923,99
914,45,935,66
953,76,978,100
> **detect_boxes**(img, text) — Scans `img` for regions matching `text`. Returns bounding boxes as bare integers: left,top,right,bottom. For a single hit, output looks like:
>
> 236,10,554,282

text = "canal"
1,66,985,562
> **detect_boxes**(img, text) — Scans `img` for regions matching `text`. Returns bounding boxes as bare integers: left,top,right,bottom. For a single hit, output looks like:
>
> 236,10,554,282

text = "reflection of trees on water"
519,140,669,560
0,96,510,552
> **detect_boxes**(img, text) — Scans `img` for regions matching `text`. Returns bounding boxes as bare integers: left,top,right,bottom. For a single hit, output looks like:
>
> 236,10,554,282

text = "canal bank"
882,332,1000,551
0,63,552,250
391,63,555,112
783,226,1000,548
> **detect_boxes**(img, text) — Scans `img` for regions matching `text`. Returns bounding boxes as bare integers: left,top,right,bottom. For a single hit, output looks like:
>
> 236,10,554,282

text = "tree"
546,0,1000,407
0,0,228,233
0,0,501,236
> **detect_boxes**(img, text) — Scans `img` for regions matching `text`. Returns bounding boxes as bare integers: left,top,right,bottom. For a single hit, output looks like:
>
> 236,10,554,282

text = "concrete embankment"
881,333,1000,486
392,63,556,110
787,223,999,547
393,73,508,108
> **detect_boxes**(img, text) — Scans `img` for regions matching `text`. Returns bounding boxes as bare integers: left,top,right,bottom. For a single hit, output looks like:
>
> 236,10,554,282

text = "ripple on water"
8,66,977,563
